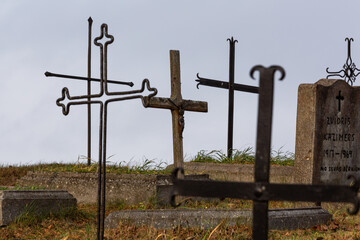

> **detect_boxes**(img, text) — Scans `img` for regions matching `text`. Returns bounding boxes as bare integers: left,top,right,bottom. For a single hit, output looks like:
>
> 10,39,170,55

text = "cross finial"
326,38,360,85
94,24,114,49
227,36,238,44
94,24,114,92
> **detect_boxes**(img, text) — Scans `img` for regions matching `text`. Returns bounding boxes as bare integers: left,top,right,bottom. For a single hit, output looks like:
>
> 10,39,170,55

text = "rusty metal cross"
171,65,360,240
53,23,157,240
45,18,134,165
196,37,259,158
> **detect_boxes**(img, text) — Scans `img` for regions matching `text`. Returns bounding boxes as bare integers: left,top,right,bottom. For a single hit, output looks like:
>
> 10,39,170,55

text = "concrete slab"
0,190,77,226
105,207,331,230
16,171,211,205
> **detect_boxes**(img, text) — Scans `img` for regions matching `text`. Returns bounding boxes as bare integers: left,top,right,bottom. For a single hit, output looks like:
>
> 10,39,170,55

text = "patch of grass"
2,204,96,239
0,159,171,186
0,165,40,186
14,203,89,227
35,158,171,175
191,147,294,166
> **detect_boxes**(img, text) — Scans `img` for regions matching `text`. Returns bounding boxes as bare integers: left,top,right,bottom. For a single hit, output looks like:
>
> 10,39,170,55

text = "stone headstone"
295,79,360,185
0,190,76,226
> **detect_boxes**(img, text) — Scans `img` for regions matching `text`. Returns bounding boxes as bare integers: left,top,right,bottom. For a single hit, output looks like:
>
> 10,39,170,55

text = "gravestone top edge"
316,78,344,86
299,79,356,88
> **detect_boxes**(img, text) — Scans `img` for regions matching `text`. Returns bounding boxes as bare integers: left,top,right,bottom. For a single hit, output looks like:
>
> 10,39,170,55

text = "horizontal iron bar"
196,77,259,93
172,179,358,203
45,71,134,87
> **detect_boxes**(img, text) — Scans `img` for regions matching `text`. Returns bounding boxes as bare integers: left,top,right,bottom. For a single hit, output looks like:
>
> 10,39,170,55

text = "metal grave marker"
46,23,157,240
142,50,208,170
326,37,360,85
171,65,360,240
196,37,259,158
45,17,133,165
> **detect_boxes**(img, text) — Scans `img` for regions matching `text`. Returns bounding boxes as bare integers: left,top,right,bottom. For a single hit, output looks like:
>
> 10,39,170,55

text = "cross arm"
45,71,134,87
196,74,259,93
170,168,360,214
142,96,208,112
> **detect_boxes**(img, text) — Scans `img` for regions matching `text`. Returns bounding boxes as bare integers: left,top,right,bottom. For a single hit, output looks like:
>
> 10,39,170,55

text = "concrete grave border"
105,207,331,230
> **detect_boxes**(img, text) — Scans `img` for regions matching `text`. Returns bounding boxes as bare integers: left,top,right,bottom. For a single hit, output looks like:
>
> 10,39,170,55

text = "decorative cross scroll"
196,37,259,158
45,17,134,165
52,24,157,240
171,65,360,240
326,38,360,85
142,50,208,170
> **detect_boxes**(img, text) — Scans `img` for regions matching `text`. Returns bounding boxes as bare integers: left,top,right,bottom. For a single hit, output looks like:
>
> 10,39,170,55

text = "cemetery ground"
0,149,358,239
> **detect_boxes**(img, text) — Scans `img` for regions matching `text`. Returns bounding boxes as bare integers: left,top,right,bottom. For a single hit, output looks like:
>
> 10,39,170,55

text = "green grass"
0,147,293,187
0,159,171,186
33,158,170,175
191,147,294,166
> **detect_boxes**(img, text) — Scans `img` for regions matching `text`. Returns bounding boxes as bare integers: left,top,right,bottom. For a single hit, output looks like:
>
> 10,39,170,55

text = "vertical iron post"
227,38,236,158
87,17,93,166
251,66,284,240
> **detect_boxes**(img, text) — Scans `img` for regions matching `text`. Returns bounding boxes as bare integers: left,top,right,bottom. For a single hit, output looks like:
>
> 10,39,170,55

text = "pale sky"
0,0,359,166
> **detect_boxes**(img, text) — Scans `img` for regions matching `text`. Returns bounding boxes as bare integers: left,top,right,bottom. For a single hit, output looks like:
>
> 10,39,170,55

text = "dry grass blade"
155,233,166,240
207,220,224,240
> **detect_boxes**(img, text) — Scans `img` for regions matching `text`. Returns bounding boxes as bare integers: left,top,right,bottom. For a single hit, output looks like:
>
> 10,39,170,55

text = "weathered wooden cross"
171,65,360,239
196,37,259,158
45,17,134,165
142,50,208,170
50,23,158,240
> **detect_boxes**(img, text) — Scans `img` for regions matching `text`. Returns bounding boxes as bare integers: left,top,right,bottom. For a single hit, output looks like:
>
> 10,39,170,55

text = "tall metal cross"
196,37,259,158
142,50,208,170
50,23,157,240
45,17,134,165
171,65,360,240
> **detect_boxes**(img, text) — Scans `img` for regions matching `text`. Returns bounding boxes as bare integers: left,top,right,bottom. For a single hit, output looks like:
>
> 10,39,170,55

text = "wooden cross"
196,37,259,158
143,50,208,170
53,24,157,240
171,65,360,239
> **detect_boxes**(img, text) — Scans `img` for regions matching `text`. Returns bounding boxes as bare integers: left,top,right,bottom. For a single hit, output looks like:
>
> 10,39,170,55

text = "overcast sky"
0,0,359,166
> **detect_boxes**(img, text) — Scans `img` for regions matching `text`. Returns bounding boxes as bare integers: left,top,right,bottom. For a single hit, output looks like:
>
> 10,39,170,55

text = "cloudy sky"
0,0,358,166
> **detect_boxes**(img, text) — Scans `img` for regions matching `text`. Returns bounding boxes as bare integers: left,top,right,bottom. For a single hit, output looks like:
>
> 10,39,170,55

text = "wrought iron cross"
326,38,360,85
45,17,134,165
196,37,259,158
171,65,360,240
142,50,208,170
52,23,157,240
